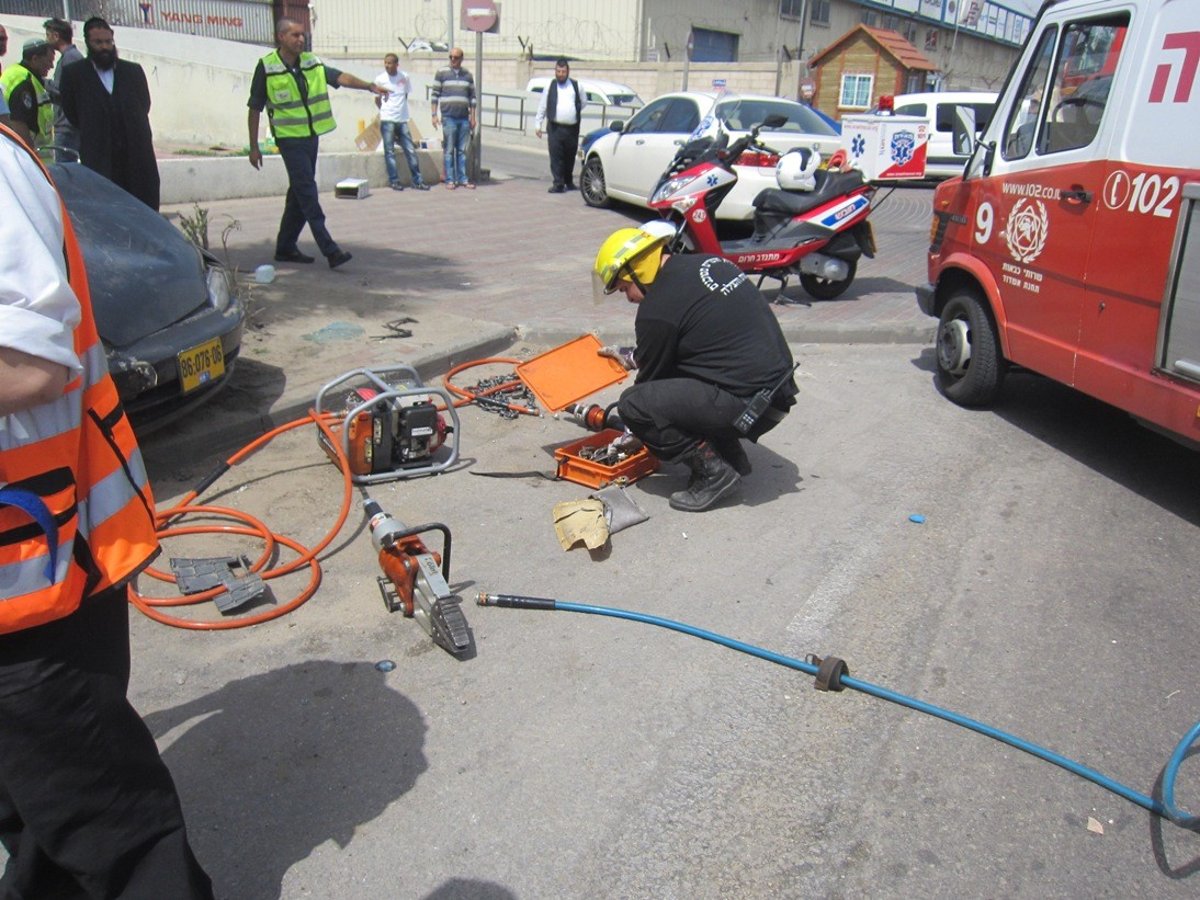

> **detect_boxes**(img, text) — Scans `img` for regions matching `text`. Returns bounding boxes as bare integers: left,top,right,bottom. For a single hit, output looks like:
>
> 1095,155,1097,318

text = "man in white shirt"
534,57,582,193
375,53,428,191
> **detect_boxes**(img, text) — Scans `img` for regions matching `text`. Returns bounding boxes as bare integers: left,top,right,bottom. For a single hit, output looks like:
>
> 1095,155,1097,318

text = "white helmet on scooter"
776,148,821,192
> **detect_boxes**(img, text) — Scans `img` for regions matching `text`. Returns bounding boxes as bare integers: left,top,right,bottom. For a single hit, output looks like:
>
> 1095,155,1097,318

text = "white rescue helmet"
776,148,821,192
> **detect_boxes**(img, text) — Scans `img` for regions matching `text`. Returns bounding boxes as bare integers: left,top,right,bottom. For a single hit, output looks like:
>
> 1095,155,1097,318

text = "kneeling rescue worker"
593,225,798,512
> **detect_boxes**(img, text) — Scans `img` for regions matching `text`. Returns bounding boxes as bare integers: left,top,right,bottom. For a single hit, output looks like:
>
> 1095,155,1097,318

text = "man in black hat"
60,17,160,210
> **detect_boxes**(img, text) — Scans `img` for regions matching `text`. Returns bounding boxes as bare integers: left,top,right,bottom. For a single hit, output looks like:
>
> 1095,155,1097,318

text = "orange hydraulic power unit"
314,365,460,484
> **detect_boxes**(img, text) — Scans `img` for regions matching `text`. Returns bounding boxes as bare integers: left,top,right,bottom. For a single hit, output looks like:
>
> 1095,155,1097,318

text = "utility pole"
447,0,454,48
795,1,809,97
682,27,693,91
473,29,483,183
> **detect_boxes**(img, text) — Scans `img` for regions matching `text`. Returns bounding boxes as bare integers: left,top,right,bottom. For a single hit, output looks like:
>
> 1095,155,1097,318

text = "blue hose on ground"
476,592,1199,829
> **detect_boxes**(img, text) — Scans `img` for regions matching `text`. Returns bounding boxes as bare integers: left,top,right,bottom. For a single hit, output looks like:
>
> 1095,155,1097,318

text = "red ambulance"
917,0,1200,445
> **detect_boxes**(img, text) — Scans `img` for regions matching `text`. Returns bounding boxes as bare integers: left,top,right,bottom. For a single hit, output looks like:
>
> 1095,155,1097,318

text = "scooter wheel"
799,260,856,300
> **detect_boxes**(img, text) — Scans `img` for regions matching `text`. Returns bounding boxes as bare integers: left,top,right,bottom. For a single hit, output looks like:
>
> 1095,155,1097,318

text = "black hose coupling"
809,654,850,692
475,592,557,610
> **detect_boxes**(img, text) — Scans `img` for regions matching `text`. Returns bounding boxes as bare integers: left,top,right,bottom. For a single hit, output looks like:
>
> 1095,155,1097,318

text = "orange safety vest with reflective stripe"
0,123,159,633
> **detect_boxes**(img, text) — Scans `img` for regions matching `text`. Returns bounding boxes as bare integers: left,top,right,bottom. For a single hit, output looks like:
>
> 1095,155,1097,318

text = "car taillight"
733,151,780,168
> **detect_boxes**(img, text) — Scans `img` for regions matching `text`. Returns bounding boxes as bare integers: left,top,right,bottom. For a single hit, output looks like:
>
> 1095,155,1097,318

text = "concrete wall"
309,0,643,59
1,14,407,153
1,9,1011,160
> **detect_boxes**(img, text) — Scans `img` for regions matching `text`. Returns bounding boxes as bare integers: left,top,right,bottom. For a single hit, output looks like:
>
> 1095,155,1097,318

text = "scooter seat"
753,170,867,217
751,170,867,240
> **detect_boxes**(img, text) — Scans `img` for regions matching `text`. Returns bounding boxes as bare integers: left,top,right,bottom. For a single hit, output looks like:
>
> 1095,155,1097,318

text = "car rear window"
715,99,838,136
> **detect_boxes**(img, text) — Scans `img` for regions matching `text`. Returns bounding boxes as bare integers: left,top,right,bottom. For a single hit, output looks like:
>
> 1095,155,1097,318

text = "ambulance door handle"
1062,186,1092,205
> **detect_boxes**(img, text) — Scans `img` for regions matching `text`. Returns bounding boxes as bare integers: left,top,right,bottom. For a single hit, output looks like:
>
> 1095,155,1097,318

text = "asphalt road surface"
10,140,1197,898
124,343,1200,899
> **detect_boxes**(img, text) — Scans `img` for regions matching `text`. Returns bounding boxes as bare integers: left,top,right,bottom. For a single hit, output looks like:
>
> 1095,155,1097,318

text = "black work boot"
669,442,741,512
713,436,751,476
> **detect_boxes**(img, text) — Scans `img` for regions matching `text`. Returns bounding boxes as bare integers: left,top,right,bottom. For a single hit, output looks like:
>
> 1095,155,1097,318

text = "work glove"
598,345,637,371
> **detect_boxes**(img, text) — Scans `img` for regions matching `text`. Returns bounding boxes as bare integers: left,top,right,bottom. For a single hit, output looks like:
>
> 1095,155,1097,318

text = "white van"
525,76,643,109
892,91,998,179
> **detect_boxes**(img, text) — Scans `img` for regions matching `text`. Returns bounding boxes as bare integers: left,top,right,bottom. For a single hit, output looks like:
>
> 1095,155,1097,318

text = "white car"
579,91,841,221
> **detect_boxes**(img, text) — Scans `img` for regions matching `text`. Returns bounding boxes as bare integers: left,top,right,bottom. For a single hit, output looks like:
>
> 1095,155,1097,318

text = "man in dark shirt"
43,17,83,160
593,226,797,512
1,39,55,148
247,18,386,268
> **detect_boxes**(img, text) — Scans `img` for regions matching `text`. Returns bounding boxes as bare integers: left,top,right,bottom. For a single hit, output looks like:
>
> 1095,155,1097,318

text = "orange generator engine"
315,365,460,484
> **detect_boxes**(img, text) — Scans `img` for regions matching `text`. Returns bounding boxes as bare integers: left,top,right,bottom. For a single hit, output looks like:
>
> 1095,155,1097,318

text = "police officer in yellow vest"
0,38,55,148
247,18,388,269
0,122,214,898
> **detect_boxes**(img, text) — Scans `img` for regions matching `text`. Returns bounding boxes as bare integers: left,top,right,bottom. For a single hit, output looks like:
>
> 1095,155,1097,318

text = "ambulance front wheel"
935,290,1006,406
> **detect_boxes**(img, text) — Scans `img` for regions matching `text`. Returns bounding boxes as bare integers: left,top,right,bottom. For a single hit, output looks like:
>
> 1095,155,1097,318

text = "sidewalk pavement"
149,156,937,460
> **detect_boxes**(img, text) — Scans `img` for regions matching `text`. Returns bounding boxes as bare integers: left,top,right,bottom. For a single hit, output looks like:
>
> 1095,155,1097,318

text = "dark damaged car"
51,162,244,429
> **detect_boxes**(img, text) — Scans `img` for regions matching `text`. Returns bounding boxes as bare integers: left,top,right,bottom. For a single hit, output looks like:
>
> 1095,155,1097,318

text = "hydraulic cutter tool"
364,498,471,658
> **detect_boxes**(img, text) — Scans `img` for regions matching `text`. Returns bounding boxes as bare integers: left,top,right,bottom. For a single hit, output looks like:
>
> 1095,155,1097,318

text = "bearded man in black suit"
60,17,160,210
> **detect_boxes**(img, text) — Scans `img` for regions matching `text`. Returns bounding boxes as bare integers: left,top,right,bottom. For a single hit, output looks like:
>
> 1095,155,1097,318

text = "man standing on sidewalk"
247,18,388,269
535,58,581,193
59,17,160,210
1,39,55,149
374,53,428,191
43,17,83,160
430,48,476,190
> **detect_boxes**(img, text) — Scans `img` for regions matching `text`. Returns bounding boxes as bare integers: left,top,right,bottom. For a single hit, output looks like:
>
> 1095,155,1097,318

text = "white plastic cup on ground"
255,264,276,284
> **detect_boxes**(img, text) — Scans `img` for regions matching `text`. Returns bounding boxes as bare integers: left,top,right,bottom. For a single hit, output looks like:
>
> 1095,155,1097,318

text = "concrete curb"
518,322,935,348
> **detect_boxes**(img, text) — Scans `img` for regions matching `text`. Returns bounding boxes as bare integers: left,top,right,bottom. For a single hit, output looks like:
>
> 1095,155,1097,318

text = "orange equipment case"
552,429,658,489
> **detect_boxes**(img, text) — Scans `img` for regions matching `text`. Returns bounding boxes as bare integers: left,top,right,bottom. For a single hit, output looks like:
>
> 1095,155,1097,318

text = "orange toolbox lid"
516,334,629,412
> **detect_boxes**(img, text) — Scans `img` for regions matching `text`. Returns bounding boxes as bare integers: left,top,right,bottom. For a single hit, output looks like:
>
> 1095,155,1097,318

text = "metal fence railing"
426,85,638,135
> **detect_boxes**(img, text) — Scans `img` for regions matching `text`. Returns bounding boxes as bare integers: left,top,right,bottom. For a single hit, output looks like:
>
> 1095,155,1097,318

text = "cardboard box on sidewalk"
355,117,382,152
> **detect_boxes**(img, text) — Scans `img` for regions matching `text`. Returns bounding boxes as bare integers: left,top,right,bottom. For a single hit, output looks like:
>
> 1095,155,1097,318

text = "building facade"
1,0,1031,92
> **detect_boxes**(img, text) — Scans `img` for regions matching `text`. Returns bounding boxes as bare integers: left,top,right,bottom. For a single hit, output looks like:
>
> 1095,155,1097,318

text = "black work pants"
0,586,212,900
618,377,788,462
276,135,338,258
547,122,580,188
